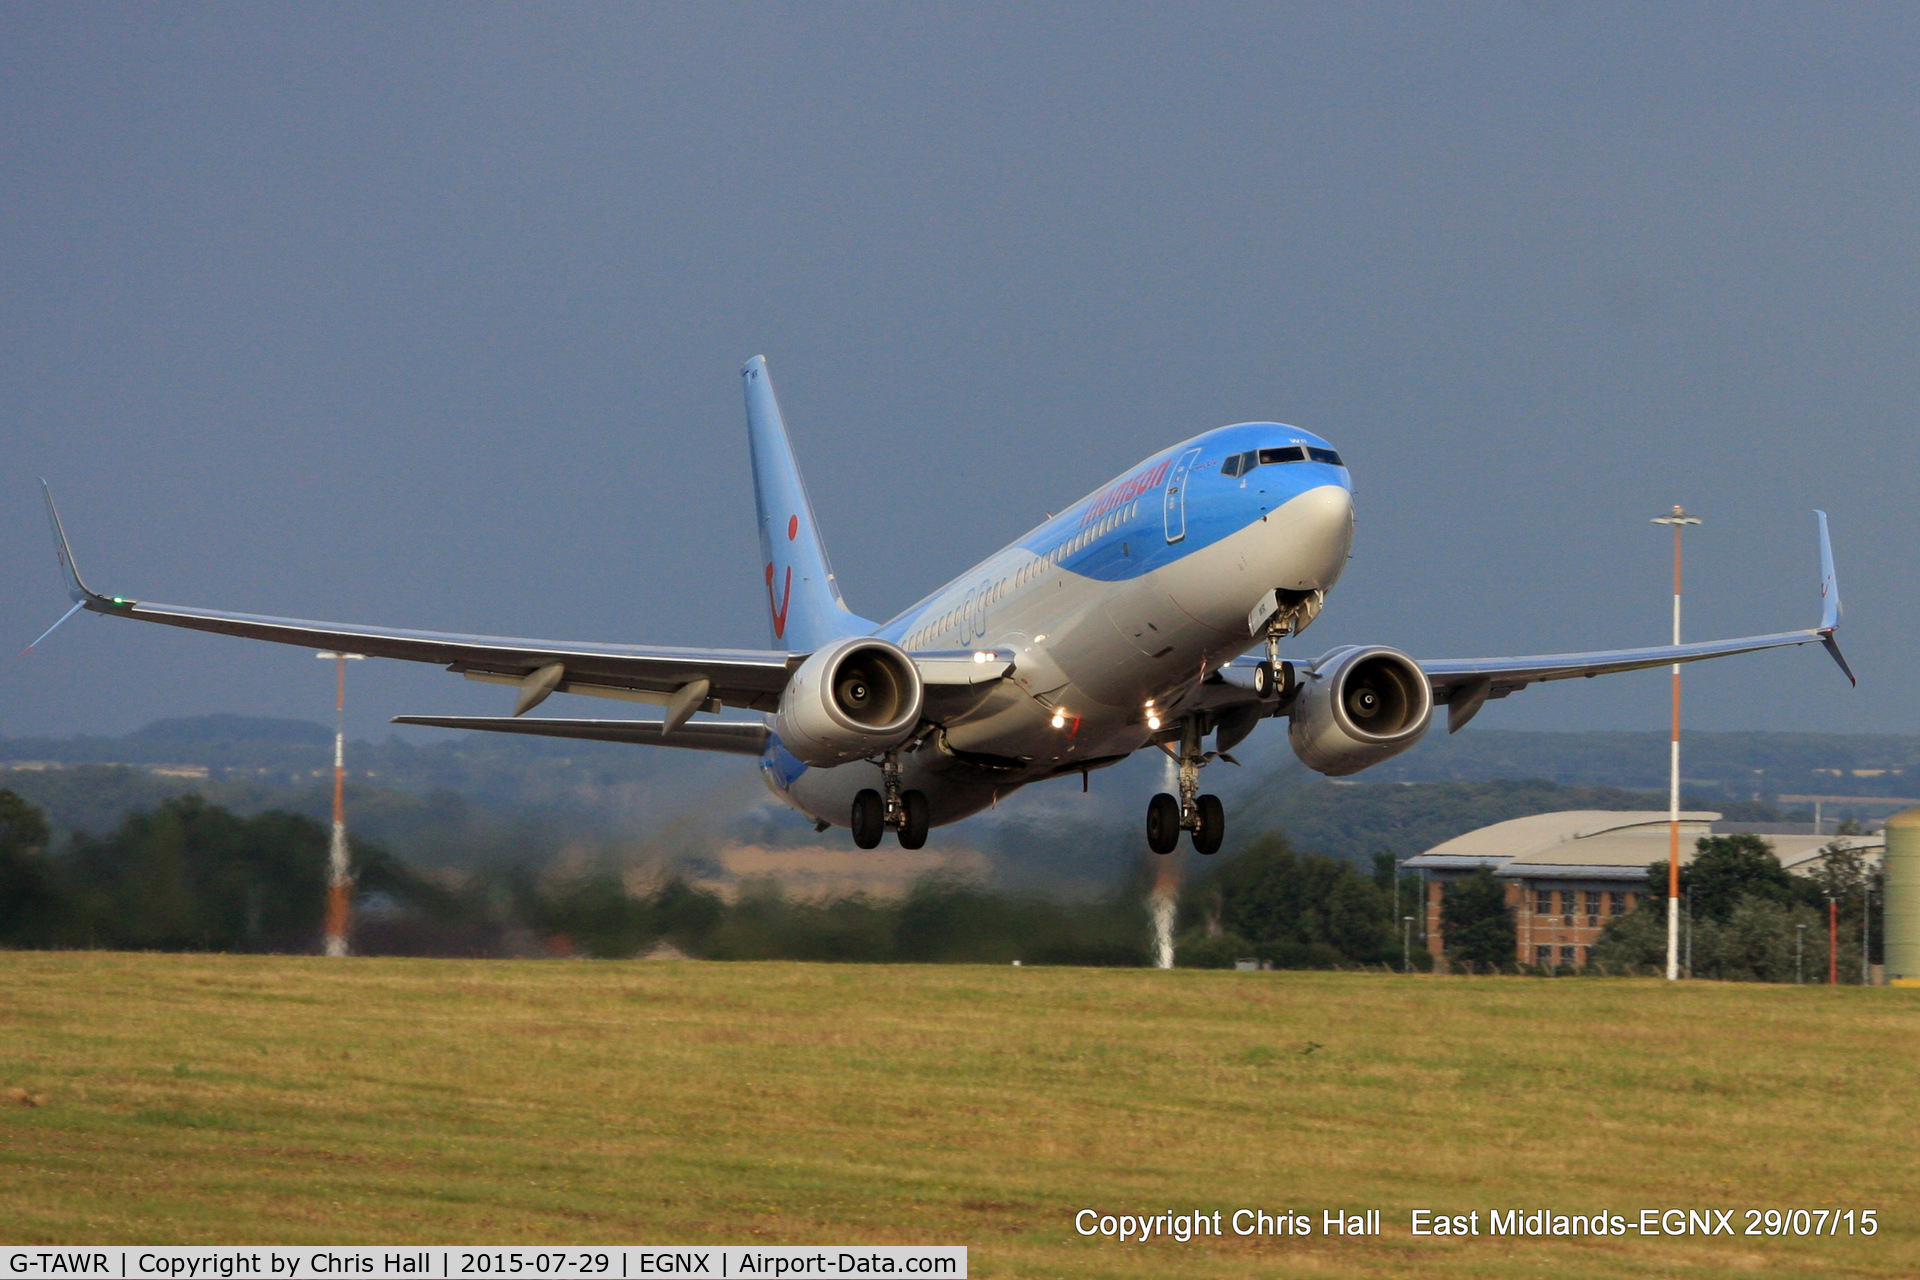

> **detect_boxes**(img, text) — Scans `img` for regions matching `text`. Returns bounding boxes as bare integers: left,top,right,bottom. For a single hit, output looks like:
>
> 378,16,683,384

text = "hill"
0,953,1911,1278
1370,728,1920,802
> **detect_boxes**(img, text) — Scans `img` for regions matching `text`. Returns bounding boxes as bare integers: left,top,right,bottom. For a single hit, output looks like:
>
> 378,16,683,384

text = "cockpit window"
1258,446,1305,465
1306,447,1342,465
1221,454,1242,477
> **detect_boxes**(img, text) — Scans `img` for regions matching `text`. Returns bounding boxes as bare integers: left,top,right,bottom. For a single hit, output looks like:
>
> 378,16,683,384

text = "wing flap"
391,715,770,755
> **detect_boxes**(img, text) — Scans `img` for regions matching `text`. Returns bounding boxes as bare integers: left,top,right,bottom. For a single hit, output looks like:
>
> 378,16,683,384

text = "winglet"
1813,509,1854,686
41,480,100,603
1816,510,1840,632
25,481,109,656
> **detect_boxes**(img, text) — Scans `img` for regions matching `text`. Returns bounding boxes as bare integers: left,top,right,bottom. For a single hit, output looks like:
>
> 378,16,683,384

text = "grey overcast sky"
3,3,1916,741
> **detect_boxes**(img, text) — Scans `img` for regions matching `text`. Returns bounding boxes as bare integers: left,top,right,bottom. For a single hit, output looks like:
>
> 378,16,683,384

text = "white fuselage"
761,423,1356,829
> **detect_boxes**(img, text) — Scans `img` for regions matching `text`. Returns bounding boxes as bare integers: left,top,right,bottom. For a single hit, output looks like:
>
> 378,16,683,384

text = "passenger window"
1259,446,1305,465
1307,447,1343,465
1221,455,1242,477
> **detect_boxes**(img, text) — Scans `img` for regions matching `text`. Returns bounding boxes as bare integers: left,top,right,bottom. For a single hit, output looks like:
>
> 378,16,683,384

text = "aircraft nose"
1272,483,1354,591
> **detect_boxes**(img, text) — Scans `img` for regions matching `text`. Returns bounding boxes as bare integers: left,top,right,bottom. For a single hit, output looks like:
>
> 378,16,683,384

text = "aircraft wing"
1221,510,1853,733
38,482,787,712
1415,625,1850,732
1415,510,1852,730
38,483,1011,719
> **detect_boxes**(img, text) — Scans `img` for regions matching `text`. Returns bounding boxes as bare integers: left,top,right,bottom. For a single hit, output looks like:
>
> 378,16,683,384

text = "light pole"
316,651,364,957
1652,505,1701,981
1402,915,1414,974
1828,895,1838,986
1863,883,1872,986
1796,923,1807,985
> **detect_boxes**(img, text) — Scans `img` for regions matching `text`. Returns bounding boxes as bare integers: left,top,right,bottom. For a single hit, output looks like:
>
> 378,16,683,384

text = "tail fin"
742,356,875,651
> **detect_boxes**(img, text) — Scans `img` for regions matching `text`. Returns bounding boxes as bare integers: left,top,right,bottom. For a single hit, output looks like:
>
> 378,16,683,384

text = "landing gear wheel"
1146,792,1181,855
897,790,930,849
1192,793,1225,855
1253,659,1295,700
851,789,885,849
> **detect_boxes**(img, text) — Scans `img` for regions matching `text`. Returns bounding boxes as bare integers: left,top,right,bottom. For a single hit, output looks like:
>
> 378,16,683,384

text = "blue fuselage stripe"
763,421,1352,782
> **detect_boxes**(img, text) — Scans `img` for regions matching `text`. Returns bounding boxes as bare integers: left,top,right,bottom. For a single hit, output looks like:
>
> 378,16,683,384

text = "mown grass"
0,952,1914,1278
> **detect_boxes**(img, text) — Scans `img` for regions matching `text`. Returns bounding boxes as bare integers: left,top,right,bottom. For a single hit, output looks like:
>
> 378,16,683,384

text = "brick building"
1403,810,1883,970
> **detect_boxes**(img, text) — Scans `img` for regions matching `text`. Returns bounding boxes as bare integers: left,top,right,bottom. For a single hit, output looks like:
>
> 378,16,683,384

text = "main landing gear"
851,750,930,850
1147,718,1225,856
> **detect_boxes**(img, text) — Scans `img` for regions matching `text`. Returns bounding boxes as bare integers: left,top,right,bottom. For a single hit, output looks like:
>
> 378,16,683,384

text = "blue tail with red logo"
742,356,876,652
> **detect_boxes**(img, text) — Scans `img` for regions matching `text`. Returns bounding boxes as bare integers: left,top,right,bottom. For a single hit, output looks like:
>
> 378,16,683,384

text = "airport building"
1404,811,1885,970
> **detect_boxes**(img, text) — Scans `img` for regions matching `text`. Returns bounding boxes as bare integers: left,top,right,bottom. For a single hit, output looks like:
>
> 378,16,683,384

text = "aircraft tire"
1146,792,1181,855
851,789,885,849
1193,793,1225,855
897,790,930,849
1254,660,1276,698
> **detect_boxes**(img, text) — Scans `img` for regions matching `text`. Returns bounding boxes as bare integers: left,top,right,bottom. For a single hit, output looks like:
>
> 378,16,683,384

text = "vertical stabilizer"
742,356,875,651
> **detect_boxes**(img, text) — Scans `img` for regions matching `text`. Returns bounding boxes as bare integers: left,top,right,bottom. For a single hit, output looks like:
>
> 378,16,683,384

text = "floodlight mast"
1651,506,1701,982
316,651,364,957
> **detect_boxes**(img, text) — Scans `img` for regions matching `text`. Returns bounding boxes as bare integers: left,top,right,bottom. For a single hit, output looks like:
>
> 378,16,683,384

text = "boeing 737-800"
38,356,1853,853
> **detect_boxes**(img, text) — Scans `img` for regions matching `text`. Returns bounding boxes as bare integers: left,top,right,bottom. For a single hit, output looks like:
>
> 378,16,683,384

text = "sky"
4,3,1917,744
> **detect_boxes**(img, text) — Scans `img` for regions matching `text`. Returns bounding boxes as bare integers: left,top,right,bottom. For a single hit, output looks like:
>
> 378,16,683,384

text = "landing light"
1051,710,1068,729
1146,714,1161,731
973,650,990,664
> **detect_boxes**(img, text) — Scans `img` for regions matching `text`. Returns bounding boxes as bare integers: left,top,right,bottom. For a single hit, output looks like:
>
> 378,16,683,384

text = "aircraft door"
1162,448,1201,543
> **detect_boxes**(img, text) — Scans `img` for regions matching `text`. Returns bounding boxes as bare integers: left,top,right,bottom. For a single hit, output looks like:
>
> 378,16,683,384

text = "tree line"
0,788,1432,967
0,789,1149,963
1591,832,1882,982
0,787,1880,981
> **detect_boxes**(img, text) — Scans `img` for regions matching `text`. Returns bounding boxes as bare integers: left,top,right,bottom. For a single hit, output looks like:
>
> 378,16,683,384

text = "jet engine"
1287,645,1433,776
773,636,925,767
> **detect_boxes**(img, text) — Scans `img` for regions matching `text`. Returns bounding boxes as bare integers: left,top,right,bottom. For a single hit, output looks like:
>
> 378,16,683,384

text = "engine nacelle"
1287,645,1433,777
773,636,924,767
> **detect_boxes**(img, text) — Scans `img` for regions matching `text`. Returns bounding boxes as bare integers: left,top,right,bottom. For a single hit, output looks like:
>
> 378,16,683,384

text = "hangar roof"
1404,810,1882,885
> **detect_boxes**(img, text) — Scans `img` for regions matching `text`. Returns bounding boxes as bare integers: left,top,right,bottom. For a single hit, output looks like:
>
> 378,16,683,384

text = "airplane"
37,355,1853,855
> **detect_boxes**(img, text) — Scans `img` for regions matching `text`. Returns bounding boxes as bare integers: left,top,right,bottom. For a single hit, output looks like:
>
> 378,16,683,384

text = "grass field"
1,953,1914,1279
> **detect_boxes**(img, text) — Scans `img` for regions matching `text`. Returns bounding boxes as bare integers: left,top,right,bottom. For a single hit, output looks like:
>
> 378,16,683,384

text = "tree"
1441,868,1515,971
58,793,429,952
1201,833,1395,968
1647,833,1798,923
1588,903,1665,976
1713,897,1824,983
0,790,63,946
1804,840,1873,901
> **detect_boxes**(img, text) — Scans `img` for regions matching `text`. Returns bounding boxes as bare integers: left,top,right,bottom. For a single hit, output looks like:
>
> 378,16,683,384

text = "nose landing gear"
1147,718,1227,855
851,749,930,849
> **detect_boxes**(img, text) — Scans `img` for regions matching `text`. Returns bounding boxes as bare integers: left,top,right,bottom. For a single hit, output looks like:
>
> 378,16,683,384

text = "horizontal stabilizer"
392,714,769,756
